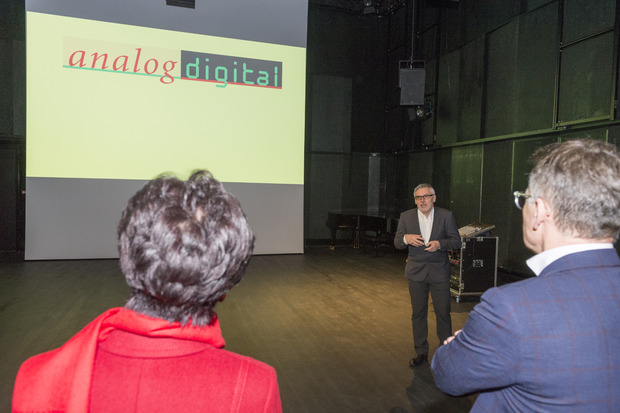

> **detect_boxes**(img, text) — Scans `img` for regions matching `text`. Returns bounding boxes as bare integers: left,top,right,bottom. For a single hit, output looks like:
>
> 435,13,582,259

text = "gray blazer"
394,207,461,282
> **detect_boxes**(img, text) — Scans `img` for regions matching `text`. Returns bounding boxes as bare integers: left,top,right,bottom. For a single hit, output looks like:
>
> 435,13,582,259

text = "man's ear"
533,197,552,229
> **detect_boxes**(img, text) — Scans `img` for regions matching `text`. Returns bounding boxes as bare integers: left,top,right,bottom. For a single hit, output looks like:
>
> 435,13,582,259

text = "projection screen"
25,0,307,259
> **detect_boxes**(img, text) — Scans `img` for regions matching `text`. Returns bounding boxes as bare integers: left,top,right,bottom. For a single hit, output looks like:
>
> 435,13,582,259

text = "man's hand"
443,329,462,345
405,234,426,247
424,240,440,252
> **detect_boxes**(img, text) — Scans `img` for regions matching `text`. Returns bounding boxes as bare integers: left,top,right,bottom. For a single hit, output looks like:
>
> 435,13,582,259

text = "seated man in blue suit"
431,139,620,412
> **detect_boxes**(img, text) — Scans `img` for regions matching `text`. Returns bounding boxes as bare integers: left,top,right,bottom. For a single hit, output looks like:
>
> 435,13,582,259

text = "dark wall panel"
609,125,620,147
460,0,522,47
424,58,437,97
388,3,408,49
387,48,403,108
386,106,405,149
439,7,461,55
305,153,350,240
431,148,452,211
436,50,460,145
418,1,440,33
0,144,21,257
393,150,435,214
558,32,615,124
449,145,483,226
0,40,11,135
516,2,558,132
307,6,388,153
310,75,352,153
457,37,484,141
562,0,616,44
419,25,438,63
559,128,608,142
408,150,434,194
481,140,514,270
342,154,372,211
484,19,519,137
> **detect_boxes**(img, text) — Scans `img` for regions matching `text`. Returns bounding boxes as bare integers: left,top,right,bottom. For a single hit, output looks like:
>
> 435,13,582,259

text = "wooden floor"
0,246,479,412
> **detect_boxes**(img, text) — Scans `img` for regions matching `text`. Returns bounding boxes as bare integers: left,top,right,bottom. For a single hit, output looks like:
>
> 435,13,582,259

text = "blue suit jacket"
394,207,461,282
431,248,620,412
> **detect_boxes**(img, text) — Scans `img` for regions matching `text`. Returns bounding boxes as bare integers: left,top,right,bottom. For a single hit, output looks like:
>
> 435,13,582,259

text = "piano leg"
330,228,337,250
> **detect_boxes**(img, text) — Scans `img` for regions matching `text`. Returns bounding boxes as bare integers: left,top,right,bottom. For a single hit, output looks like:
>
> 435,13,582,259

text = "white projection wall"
25,0,307,259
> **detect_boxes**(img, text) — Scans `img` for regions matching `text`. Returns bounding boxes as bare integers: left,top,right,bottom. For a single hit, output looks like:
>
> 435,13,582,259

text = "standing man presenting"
394,183,461,368
431,139,620,411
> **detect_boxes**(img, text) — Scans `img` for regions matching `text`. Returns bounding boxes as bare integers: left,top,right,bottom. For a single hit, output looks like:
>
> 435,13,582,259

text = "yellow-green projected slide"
26,11,306,184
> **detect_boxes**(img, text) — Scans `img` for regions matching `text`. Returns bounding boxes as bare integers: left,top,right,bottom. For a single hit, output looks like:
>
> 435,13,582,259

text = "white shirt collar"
417,207,434,222
526,243,614,276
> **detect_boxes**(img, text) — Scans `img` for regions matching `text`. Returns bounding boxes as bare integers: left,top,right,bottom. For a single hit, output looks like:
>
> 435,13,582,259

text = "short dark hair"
117,170,254,326
529,139,620,241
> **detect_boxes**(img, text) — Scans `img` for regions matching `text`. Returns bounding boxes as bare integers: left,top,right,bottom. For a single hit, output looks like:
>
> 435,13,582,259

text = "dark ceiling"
309,0,406,17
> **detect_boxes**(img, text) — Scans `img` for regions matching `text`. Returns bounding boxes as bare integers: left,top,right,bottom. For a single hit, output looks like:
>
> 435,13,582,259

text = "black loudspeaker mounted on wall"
166,0,195,8
399,61,425,106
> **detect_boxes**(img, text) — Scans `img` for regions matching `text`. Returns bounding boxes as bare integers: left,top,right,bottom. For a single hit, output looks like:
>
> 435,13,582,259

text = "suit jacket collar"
539,248,620,278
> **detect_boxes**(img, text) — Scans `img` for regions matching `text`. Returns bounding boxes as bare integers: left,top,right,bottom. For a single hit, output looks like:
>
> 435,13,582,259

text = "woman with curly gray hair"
13,170,282,413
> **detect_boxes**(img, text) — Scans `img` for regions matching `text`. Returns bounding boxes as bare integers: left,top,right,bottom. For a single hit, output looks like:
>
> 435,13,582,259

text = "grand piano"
326,210,399,252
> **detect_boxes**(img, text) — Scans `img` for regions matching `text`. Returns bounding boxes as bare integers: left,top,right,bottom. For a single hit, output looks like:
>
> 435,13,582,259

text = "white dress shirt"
417,207,434,246
526,243,614,276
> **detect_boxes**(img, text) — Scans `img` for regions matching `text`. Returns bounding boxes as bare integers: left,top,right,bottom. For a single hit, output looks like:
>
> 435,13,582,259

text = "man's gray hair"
528,139,620,241
414,183,435,196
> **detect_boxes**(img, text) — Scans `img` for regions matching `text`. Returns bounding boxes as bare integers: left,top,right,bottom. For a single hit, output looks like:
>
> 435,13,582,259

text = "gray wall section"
26,0,307,48
225,181,304,255
25,178,303,260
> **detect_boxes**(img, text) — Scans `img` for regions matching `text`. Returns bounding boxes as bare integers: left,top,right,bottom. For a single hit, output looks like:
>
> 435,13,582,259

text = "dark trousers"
408,277,452,355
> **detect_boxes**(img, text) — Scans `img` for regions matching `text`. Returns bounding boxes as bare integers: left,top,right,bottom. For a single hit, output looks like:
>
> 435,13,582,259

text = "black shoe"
409,353,428,368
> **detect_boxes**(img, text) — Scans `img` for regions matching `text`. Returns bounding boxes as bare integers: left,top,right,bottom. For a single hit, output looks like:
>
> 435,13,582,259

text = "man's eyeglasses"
513,191,532,210
415,194,435,201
